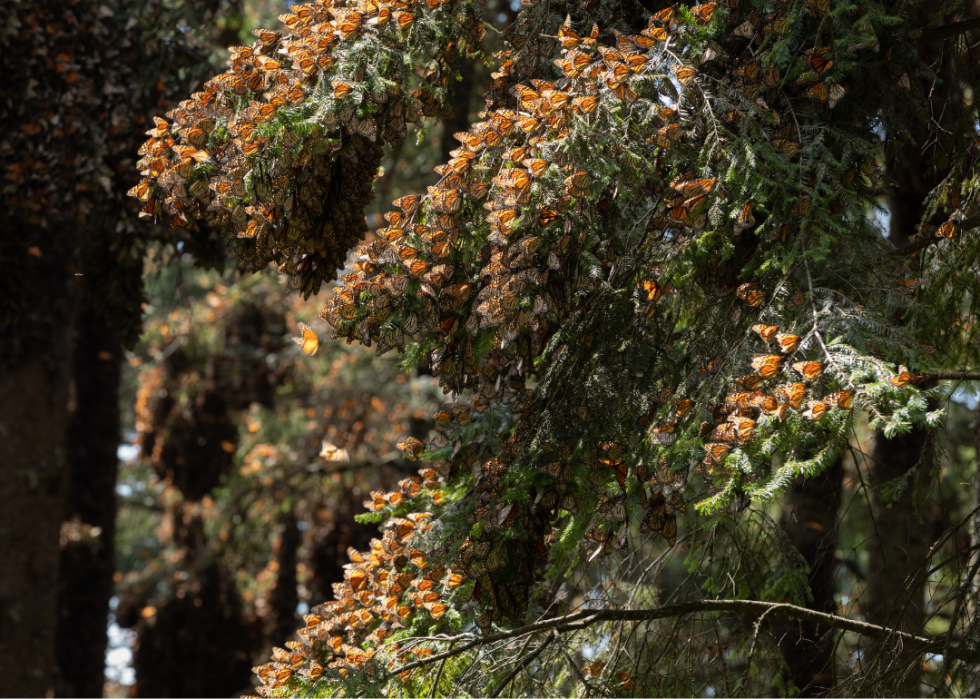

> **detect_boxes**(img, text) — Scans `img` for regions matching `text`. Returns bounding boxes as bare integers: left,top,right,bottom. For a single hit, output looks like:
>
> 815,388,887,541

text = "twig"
427,640,455,698
487,630,557,698
387,598,946,677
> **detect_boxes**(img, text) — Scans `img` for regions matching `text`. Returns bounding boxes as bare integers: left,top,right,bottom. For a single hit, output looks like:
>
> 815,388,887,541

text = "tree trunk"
0,227,78,696
54,291,123,697
775,458,843,697
865,427,939,696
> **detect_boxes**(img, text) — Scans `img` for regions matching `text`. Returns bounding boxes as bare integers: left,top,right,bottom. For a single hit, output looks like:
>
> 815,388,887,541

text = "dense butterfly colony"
129,0,484,297
131,0,980,694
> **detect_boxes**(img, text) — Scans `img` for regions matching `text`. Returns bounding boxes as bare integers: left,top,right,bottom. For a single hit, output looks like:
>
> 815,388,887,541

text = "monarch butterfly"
394,194,422,213
319,440,349,462
673,177,717,197
643,281,673,301
751,354,783,379
674,398,694,416
642,26,669,41
788,288,807,308
753,324,779,342
598,495,627,520
653,124,683,148
672,65,697,86
573,95,599,114
737,283,765,307
703,442,730,464
734,374,764,390
828,84,846,108
293,323,320,356
565,171,590,197
691,3,716,24
332,81,353,99
793,361,823,380
825,390,854,408
734,203,755,234
732,19,756,40
650,424,677,445
888,365,914,387
803,401,828,420
776,333,800,353
936,221,959,238
700,354,725,374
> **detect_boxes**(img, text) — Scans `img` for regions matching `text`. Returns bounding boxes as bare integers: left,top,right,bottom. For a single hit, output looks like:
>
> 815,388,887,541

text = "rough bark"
0,226,77,696
53,291,123,697
775,458,844,696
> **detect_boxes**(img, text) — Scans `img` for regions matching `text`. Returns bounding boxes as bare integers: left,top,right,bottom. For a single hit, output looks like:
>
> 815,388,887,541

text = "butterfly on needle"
293,322,320,356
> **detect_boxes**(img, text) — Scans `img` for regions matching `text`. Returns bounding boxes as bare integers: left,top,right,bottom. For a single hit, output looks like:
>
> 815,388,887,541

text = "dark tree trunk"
774,458,843,697
269,514,300,648
439,54,476,166
53,291,123,697
0,226,78,696
865,428,943,696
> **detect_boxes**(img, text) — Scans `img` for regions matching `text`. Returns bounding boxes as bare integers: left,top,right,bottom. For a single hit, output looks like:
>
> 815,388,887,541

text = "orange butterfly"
793,361,823,380
753,324,779,342
776,333,800,353
750,354,783,379
825,390,854,409
293,323,320,356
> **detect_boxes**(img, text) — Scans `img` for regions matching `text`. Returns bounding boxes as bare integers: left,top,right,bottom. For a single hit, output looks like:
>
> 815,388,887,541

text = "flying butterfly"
293,323,320,356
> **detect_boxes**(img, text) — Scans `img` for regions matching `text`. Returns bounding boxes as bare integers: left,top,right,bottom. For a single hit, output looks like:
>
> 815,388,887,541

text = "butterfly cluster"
130,0,483,297
251,477,459,696
696,321,855,481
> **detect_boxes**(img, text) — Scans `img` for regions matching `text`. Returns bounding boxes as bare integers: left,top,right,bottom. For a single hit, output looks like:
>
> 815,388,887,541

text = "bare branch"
387,599,945,678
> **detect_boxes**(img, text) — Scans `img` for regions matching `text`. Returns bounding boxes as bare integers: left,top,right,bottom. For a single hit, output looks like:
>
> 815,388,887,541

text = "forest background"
3,0,980,697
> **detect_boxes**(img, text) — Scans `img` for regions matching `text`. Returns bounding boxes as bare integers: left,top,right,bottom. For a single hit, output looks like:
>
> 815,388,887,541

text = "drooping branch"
388,599,945,677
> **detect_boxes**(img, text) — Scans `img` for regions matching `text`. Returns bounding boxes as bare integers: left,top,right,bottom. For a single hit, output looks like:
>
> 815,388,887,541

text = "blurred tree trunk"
269,514,300,648
53,290,123,697
0,227,77,696
775,458,843,696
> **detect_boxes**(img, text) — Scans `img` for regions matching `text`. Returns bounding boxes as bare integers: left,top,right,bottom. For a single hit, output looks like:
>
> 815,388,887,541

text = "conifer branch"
387,600,944,677
923,18,980,42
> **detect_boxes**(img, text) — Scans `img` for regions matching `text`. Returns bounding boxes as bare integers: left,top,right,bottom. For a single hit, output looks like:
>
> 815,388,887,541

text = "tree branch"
923,17,980,42
387,599,945,677
924,371,980,381
888,216,980,257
